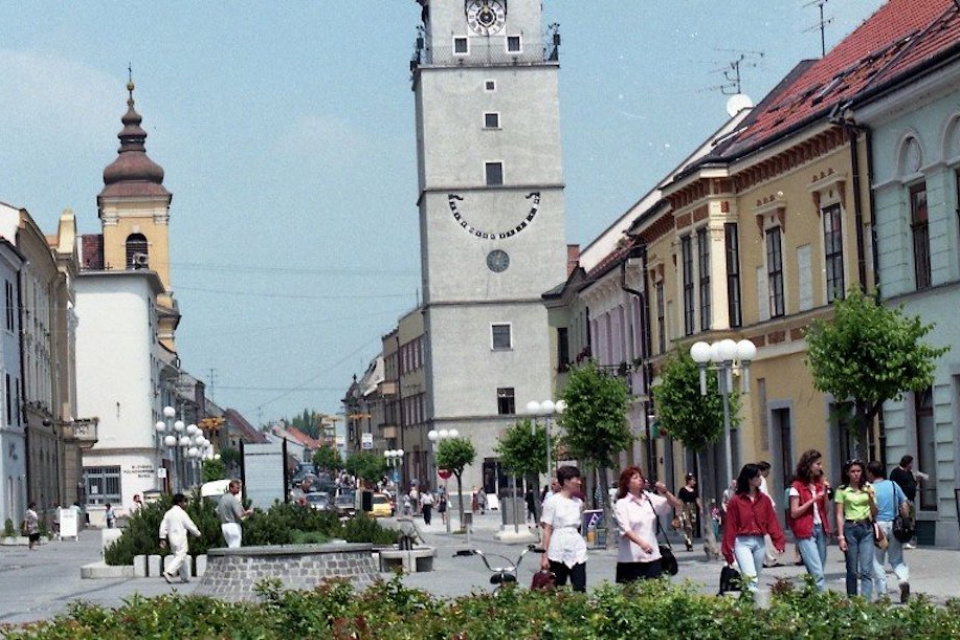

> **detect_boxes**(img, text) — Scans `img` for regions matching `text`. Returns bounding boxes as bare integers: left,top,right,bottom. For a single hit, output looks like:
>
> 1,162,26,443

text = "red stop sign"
438,468,452,480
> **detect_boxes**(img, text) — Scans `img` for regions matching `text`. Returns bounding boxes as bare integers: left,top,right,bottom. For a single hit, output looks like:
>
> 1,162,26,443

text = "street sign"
438,468,452,480
361,433,373,450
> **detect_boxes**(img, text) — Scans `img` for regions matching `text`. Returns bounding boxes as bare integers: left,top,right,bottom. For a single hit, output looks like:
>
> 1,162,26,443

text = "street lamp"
690,338,757,484
428,428,458,532
384,449,404,513
524,399,566,485
154,406,177,492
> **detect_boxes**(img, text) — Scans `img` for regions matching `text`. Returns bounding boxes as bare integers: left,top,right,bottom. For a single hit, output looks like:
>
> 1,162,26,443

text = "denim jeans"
795,523,828,591
873,520,909,595
733,535,766,593
843,521,874,598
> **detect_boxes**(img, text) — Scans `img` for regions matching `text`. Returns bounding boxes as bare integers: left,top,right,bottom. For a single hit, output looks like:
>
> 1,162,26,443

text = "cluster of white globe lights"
154,405,216,462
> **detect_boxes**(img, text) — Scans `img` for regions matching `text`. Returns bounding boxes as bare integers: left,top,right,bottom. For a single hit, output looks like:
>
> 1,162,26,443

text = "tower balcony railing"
412,39,559,71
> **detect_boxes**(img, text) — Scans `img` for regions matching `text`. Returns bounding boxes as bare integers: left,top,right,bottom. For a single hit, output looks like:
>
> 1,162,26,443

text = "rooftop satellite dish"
726,93,753,116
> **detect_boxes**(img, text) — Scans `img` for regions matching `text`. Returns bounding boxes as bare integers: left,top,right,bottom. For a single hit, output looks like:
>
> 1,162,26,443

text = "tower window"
485,80,496,92
485,162,504,186
507,36,522,53
454,37,468,55
125,233,149,270
484,112,500,129
497,387,516,415
492,323,512,350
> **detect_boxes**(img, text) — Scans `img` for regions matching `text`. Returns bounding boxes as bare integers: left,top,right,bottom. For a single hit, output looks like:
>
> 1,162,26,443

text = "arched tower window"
126,234,148,269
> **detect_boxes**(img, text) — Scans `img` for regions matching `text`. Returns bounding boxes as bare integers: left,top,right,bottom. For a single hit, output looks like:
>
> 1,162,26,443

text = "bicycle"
454,544,545,592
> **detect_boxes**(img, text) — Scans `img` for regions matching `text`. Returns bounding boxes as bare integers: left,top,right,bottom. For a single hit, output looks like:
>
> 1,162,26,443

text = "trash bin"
462,512,473,530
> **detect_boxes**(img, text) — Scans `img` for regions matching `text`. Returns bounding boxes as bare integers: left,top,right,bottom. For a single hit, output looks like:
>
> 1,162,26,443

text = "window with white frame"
766,227,785,317
681,236,694,335
911,183,931,290
697,227,711,331
83,466,122,506
724,223,742,327
491,323,512,350
822,203,845,302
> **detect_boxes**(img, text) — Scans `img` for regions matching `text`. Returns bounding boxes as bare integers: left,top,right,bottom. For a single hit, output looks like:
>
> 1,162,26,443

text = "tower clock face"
466,0,507,36
486,249,510,273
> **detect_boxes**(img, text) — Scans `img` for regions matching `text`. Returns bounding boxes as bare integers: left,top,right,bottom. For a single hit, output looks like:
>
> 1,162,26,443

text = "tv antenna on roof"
706,49,763,95
804,0,834,58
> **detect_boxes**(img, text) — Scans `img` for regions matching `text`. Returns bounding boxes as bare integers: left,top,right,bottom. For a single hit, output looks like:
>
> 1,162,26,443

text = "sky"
0,0,887,425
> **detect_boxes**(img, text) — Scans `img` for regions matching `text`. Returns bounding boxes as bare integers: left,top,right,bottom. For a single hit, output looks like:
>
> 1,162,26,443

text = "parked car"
370,493,393,518
304,491,331,511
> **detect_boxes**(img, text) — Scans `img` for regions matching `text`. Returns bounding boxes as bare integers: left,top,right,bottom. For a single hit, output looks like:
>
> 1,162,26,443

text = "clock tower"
412,0,565,491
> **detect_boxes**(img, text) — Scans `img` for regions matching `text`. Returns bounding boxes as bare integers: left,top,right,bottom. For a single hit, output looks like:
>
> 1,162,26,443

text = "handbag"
646,494,679,576
718,563,742,595
890,483,915,544
873,521,888,550
530,570,556,591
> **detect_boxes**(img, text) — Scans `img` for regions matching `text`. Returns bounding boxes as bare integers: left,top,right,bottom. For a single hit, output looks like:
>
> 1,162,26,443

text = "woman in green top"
834,459,877,598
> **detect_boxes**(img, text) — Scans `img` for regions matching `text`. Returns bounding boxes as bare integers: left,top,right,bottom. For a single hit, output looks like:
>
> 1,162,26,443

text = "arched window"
126,234,148,269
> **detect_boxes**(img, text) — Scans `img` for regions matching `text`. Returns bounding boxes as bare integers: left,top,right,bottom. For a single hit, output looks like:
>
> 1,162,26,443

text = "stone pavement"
1,515,958,627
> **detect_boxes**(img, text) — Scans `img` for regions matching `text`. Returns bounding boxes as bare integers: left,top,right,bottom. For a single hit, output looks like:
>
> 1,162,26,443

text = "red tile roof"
723,0,958,158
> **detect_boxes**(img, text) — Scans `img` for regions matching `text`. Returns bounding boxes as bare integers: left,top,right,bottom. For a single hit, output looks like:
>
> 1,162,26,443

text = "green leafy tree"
495,418,549,479
345,451,387,486
435,437,477,530
806,289,949,459
219,446,241,470
558,361,633,511
202,458,227,483
652,350,735,454
313,446,343,473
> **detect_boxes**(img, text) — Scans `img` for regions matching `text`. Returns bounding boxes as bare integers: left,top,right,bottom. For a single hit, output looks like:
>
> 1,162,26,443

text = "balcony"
411,30,560,72
62,419,99,449
597,363,644,396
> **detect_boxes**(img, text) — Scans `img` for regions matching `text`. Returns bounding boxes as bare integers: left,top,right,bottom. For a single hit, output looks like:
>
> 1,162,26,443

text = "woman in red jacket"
788,449,832,591
721,463,786,593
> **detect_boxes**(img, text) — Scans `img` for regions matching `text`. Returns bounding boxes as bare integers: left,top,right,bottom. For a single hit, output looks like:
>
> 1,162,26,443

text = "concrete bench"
378,547,436,573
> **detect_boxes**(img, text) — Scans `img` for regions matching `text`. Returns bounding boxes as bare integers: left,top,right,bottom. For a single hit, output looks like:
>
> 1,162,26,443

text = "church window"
125,234,149,269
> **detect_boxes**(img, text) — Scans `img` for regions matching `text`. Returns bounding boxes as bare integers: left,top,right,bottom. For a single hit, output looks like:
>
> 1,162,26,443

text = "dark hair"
757,461,771,472
172,493,187,506
617,466,644,500
557,465,581,485
899,455,914,467
841,459,867,489
105,503,112,509
736,464,761,494
794,449,822,484
28,501,36,509
867,460,886,479
685,472,696,481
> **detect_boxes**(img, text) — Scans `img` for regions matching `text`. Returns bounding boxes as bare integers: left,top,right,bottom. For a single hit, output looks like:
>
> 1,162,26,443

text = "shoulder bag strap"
645,493,672,550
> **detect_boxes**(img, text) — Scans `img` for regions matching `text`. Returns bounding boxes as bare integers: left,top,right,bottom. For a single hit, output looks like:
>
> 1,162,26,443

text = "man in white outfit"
159,493,201,584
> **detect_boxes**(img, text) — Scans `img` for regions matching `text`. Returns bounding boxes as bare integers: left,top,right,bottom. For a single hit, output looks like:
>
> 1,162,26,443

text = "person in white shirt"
757,461,779,566
159,493,201,584
613,466,682,582
540,465,587,592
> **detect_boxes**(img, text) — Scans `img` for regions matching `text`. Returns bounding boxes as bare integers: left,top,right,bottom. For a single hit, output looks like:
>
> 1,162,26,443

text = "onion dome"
99,80,170,199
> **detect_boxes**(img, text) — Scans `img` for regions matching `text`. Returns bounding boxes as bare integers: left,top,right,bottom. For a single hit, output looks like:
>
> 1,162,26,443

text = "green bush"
104,495,396,565
3,577,959,639
3,518,15,537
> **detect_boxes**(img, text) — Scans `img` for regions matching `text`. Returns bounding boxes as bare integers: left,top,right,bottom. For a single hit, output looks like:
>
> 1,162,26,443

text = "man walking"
868,461,911,602
889,455,918,548
217,479,252,548
159,493,201,584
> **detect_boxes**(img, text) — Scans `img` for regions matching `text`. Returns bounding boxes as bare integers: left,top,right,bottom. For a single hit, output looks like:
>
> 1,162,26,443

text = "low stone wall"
194,543,378,601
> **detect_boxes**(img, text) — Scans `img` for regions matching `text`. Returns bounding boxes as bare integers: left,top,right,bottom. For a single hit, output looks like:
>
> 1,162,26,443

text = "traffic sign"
361,433,373,450
438,468,452,479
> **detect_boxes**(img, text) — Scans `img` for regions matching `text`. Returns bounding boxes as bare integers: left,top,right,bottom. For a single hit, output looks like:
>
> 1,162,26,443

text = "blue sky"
0,1,885,424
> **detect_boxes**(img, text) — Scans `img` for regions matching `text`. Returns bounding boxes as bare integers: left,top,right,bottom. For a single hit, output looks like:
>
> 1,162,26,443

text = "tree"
558,361,633,510
201,458,227,483
219,446,242,475
806,289,949,459
313,446,343,473
345,451,386,486
652,350,735,454
495,418,550,479
435,437,477,531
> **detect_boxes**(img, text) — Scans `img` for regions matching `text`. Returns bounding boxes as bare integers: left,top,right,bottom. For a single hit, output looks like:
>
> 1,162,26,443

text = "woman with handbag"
540,465,587,592
834,459,878,599
612,466,683,583
721,464,786,594
866,461,910,602
787,449,832,591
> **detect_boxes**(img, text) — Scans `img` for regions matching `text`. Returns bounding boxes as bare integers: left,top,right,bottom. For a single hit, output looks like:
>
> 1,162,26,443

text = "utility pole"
206,368,218,402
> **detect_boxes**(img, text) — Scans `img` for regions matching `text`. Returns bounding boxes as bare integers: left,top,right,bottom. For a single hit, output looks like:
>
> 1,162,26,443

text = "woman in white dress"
540,465,587,592
613,466,683,582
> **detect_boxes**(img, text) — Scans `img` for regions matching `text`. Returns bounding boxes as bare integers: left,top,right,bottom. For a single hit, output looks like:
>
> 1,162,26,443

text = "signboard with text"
58,507,78,541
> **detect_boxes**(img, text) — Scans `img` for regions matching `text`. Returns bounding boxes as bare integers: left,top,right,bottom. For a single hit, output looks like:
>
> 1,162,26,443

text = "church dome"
99,81,170,199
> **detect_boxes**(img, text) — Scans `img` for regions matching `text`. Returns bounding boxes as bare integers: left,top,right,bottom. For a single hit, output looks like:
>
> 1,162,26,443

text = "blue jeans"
795,523,828,591
843,522,874,598
733,535,766,593
873,520,909,595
